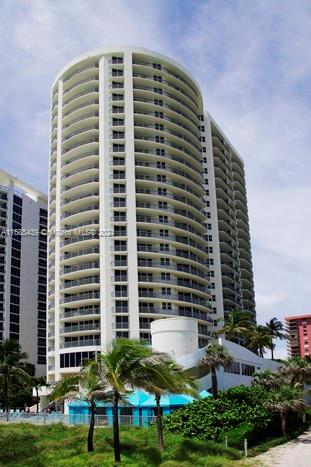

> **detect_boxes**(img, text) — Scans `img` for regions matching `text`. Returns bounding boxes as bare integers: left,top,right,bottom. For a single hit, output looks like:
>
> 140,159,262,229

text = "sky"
1,0,310,358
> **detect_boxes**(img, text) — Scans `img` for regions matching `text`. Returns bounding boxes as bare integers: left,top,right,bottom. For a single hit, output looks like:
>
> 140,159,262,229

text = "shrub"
164,385,277,443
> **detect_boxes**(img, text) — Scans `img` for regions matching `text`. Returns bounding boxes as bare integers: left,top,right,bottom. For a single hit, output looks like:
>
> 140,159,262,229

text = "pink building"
285,314,311,358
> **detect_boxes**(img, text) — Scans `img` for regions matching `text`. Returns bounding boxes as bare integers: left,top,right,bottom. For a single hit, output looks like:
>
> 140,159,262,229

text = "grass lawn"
0,423,244,467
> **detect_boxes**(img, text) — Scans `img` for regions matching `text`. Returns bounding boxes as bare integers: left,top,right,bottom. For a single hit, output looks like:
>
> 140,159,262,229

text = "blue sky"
1,0,310,357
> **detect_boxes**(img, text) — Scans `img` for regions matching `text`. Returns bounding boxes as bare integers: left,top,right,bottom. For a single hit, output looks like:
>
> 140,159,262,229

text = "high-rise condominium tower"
48,47,255,382
0,169,47,376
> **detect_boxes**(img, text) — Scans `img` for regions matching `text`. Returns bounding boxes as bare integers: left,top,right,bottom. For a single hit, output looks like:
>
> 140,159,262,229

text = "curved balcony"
134,121,201,154
134,144,201,177
135,175,203,207
132,61,199,103
61,260,100,280
63,77,99,104
134,133,200,167
60,234,99,250
61,305,100,321
133,83,198,125
133,97,199,137
136,215,205,245
137,275,209,295
136,230,207,258
60,247,100,267
63,100,99,125
62,87,99,114
60,337,101,349
61,202,99,219
61,194,99,215
60,290,100,308
136,203,204,230
62,275,100,294
62,126,99,152
132,72,199,110
137,244,207,268
135,160,202,192
60,322,100,336
62,138,99,164
63,168,99,191
134,110,200,147
63,113,99,140
63,62,99,84
135,187,205,213
137,259,206,281
138,290,208,310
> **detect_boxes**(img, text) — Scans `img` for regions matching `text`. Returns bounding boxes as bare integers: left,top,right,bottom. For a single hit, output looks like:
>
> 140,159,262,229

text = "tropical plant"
252,369,284,390
50,360,109,452
0,339,31,419
198,343,233,398
142,354,199,450
245,325,271,357
97,338,165,463
164,385,274,443
265,385,308,438
280,357,311,389
266,318,288,359
216,310,254,342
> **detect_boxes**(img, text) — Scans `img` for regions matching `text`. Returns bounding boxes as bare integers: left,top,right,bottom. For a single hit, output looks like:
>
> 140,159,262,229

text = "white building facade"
48,47,255,383
0,169,47,376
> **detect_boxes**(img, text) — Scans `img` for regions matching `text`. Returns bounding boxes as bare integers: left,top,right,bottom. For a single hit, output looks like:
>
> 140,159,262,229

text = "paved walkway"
250,429,311,467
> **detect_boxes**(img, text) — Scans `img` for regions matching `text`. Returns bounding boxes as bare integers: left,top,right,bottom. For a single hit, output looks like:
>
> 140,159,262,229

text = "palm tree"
252,369,284,390
216,310,254,342
265,386,308,438
198,343,233,398
142,354,199,451
31,376,46,413
98,338,163,463
245,325,271,357
0,339,31,419
280,357,311,389
266,318,287,360
50,360,109,452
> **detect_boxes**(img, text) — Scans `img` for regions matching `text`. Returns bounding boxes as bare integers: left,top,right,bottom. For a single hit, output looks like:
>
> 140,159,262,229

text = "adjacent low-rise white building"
0,169,47,375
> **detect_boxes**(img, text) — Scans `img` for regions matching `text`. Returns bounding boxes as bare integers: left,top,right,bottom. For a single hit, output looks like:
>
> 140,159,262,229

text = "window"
161,272,170,281
225,361,240,374
112,56,123,64
159,229,169,238
241,364,255,376
155,111,164,119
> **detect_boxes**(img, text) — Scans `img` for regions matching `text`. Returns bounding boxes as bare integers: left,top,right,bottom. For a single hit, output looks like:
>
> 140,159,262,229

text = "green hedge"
163,385,279,445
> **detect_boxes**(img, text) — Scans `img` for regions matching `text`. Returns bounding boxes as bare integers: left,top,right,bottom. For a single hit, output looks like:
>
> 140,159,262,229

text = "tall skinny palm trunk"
113,392,121,463
210,364,218,398
280,410,287,438
4,369,9,421
88,404,95,452
271,337,274,360
155,394,164,451
36,387,39,413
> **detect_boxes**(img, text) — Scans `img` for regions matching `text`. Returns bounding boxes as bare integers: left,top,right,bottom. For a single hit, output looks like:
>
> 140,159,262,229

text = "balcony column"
124,50,140,339
54,79,63,381
99,56,113,350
